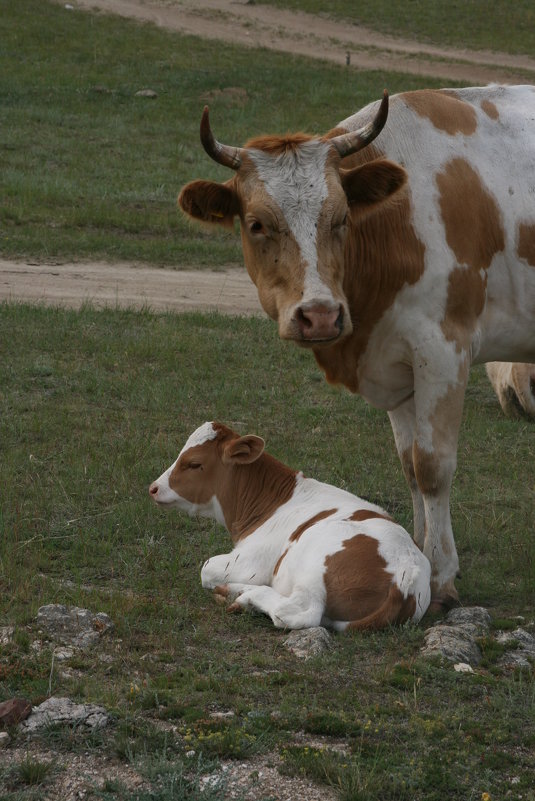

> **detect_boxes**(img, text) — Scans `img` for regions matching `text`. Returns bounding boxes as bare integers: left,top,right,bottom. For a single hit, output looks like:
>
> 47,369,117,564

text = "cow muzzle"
294,301,346,343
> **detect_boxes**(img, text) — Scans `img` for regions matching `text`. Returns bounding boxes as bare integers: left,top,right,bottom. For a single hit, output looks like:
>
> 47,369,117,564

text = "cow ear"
222,435,265,465
341,159,407,212
178,179,240,228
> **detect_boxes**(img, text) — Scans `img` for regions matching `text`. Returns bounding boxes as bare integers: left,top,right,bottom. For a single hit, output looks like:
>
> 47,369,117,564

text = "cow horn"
330,90,389,158
200,106,244,170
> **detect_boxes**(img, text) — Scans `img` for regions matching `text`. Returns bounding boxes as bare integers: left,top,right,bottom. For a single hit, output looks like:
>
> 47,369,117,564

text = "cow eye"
249,220,264,234
188,462,202,470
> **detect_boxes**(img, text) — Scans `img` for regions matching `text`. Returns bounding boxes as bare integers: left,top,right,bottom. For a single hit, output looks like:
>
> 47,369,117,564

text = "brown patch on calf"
481,100,499,120
273,548,289,577
437,158,505,271
347,509,391,522
324,534,392,622
403,90,477,136
289,508,338,542
518,222,535,267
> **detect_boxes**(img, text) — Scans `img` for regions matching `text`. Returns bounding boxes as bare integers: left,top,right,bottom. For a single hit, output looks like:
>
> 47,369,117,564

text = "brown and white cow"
149,422,431,630
486,362,535,419
178,85,535,608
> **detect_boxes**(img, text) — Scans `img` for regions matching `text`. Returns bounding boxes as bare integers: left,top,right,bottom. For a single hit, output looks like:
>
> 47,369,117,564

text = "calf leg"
227,585,324,630
201,553,267,589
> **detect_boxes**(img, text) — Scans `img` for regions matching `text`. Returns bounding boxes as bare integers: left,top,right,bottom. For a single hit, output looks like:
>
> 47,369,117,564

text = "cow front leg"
412,359,469,609
388,396,426,549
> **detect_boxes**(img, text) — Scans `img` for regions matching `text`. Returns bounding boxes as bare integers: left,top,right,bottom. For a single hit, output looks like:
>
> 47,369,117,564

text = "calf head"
149,422,265,526
178,91,407,347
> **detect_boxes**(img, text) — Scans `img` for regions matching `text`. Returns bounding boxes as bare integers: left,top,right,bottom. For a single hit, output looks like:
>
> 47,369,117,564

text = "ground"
2,3,533,799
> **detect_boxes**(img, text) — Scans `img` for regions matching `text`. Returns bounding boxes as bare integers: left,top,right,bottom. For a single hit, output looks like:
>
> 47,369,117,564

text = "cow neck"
313,181,425,392
220,453,298,543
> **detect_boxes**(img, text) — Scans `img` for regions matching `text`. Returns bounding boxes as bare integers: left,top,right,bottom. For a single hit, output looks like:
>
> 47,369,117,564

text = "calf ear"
178,179,240,228
222,435,265,465
341,159,407,213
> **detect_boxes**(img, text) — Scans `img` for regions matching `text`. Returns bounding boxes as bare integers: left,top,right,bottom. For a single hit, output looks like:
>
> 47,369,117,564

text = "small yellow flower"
482,793,491,801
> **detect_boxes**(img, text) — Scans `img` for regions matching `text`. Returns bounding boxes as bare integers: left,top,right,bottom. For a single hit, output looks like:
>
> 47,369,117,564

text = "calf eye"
249,220,264,234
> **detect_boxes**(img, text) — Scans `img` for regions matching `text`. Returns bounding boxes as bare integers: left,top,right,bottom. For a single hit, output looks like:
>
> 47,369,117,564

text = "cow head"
178,91,407,347
149,422,265,525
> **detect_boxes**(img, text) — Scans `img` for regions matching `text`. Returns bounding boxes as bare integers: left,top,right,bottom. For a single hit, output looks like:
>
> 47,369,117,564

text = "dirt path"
66,0,535,85
0,259,261,315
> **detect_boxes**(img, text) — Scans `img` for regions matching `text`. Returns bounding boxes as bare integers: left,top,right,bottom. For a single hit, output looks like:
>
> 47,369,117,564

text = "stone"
0,698,32,727
0,732,10,748
453,662,474,673
36,604,113,649
421,606,491,666
20,696,109,734
283,627,332,659
496,628,535,668
0,626,14,645
135,89,158,98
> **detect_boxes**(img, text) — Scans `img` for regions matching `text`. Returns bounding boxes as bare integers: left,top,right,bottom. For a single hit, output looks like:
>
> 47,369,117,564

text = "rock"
445,606,491,634
20,697,109,734
0,732,10,748
421,606,491,666
283,627,332,659
36,604,113,649
496,628,535,668
0,698,32,727
135,89,158,98
453,662,474,673
0,626,14,645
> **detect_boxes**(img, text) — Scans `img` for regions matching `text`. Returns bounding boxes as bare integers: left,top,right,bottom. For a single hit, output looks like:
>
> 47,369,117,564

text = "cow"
486,362,535,419
149,421,431,631
177,85,535,609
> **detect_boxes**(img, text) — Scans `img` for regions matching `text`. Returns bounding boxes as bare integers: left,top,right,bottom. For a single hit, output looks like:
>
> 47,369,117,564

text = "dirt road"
0,259,261,315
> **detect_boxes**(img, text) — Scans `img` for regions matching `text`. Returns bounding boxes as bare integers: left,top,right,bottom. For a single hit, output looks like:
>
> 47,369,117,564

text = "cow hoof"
428,594,460,614
226,602,243,614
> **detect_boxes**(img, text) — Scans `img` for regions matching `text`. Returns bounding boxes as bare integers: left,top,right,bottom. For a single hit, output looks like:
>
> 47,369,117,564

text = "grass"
0,302,534,800
258,0,535,55
0,0,448,266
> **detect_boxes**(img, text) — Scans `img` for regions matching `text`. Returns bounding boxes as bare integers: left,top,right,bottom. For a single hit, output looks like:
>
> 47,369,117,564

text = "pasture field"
0,0,448,266
259,0,535,55
0,303,534,800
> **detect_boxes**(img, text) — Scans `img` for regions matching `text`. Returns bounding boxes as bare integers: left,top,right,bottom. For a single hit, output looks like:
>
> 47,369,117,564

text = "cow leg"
228,585,324,629
388,397,426,549
412,360,469,609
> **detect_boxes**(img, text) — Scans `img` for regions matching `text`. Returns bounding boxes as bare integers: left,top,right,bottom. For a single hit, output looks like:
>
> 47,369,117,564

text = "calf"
149,422,431,631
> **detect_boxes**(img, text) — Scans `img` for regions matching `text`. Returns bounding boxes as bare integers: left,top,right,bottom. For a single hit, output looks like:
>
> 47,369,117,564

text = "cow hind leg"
229,585,324,629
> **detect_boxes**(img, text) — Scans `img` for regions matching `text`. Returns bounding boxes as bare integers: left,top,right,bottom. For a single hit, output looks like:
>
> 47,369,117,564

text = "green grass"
259,0,535,55
0,0,448,266
0,303,534,800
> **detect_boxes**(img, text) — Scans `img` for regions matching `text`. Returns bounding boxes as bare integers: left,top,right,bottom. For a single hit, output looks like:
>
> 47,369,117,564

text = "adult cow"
178,85,535,609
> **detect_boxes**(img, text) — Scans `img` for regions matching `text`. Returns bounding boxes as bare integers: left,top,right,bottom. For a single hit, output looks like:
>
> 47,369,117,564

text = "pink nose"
149,482,159,497
296,304,343,341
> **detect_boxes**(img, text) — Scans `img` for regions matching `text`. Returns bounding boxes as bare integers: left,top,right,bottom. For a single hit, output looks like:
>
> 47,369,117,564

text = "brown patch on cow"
518,222,535,267
412,443,441,497
347,509,391,522
289,508,338,542
244,132,313,156
437,158,505,271
313,186,426,391
273,548,289,577
441,266,487,349
324,534,415,628
481,100,499,120
403,90,477,136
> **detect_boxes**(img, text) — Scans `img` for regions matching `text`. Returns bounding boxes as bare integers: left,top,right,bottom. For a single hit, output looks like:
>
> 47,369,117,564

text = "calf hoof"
226,602,243,614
